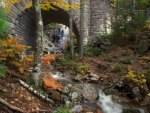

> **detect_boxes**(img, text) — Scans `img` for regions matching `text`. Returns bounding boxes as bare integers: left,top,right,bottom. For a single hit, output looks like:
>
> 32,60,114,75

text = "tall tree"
31,0,43,86
79,0,84,58
69,0,74,58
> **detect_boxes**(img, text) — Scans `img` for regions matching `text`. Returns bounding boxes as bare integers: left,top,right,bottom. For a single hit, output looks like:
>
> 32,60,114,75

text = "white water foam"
97,90,122,113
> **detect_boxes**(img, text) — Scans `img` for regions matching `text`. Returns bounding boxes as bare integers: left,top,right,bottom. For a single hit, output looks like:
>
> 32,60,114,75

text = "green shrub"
119,57,131,64
111,64,126,73
84,46,102,56
72,63,90,75
0,64,6,79
57,54,72,65
0,6,9,38
146,71,150,88
104,55,113,62
54,107,70,113
112,0,147,41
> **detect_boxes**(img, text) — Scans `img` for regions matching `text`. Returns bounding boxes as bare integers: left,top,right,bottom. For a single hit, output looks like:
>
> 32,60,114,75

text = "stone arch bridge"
8,0,112,46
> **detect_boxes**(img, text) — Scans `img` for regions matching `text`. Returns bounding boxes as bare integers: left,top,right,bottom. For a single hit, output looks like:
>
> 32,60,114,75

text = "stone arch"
42,6,80,38
8,1,80,47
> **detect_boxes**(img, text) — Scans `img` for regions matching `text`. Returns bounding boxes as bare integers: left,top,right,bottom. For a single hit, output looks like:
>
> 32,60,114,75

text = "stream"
42,23,150,113
50,71,150,113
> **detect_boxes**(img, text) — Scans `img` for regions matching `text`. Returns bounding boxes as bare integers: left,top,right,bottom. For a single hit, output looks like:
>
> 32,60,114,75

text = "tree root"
0,98,25,113
17,79,54,104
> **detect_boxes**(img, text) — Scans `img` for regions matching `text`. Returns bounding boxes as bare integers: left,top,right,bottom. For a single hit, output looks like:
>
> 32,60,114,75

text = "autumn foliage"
4,0,79,13
41,54,55,65
43,77,61,90
126,66,147,88
0,37,32,75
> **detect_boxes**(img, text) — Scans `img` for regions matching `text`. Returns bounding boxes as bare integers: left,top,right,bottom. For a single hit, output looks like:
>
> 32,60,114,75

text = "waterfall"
97,90,122,113
59,25,69,49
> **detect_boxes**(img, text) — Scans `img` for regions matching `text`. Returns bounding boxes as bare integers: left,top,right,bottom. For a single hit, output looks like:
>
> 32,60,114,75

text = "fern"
54,107,70,113
0,64,6,79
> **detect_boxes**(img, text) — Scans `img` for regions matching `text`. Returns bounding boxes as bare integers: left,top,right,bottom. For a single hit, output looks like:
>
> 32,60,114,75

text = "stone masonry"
7,0,112,46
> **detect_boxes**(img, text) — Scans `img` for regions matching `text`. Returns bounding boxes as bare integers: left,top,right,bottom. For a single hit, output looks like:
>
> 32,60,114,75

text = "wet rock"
73,84,99,102
73,75,85,82
89,73,100,83
70,105,83,112
141,85,149,96
62,83,99,103
123,108,142,113
141,95,150,106
131,86,141,98
73,73,100,83
62,84,73,94
122,79,146,101
69,91,82,101
47,90,62,102
43,34,55,53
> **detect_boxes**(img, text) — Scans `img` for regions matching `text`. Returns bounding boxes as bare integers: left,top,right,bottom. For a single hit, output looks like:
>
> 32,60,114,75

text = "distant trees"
111,0,149,39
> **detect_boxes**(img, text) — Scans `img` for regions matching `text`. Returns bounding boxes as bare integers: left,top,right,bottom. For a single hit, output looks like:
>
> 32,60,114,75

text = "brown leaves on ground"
0,79,53,112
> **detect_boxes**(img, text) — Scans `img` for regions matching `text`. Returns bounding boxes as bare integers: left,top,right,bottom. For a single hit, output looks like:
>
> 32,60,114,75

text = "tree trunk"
32,0,43,86
79,0,84,58
69,0,74,58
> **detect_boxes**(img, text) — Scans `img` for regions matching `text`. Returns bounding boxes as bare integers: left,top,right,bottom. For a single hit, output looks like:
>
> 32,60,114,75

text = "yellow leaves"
126,66,147,88
23,55,34,67
53,1,79,10
3,0,19,13
4,0,79,13
24,2,32,9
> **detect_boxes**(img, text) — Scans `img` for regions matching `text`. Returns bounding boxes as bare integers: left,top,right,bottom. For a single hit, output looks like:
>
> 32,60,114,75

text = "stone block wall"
7,0,113,46
90,0,112,36
8,0,36,47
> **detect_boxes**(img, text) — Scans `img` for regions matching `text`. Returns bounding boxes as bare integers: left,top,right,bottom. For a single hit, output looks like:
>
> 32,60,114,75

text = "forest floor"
83,45,150,86
0,45,150,112
0,77,54,112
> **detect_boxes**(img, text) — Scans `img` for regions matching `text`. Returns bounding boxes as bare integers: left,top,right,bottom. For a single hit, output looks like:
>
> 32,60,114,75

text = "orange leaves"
41,54,55,65
0,37,30,58
23,55,34,67
43,77,61,90
0,37,31,75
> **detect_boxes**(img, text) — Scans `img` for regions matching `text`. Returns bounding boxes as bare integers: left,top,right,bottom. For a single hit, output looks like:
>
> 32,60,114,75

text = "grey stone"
73,84,99,102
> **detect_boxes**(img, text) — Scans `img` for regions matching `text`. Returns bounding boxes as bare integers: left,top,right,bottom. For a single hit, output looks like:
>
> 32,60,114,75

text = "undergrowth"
0,64,6,79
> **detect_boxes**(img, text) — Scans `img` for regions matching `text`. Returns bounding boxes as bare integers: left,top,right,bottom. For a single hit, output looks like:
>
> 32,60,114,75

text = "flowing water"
97,90,122,113
51,71,149,113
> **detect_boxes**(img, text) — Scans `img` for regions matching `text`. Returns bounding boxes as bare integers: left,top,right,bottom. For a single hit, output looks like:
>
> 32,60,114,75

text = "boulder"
73,84,99,102
62,83,99,103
